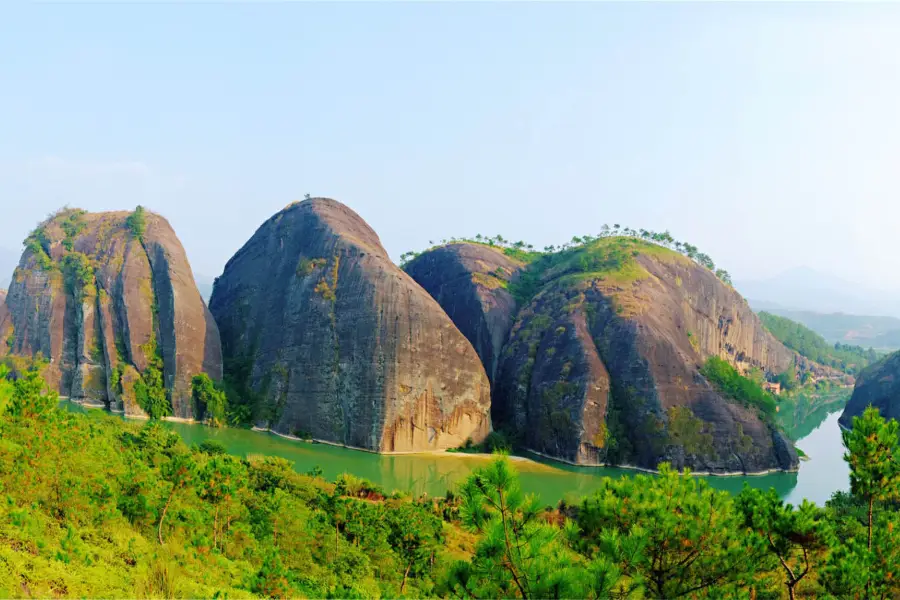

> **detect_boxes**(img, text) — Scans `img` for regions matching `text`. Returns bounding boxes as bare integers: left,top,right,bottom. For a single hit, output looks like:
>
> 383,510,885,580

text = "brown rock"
1,208,221,417
404,243,521,384
210,198,491,452
495,239,800,473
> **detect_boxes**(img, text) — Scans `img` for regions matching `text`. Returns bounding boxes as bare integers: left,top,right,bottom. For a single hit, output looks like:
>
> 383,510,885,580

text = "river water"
142,407,848,507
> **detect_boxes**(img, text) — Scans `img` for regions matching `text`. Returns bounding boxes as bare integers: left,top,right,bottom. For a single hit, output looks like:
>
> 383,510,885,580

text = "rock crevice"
0,208,222,419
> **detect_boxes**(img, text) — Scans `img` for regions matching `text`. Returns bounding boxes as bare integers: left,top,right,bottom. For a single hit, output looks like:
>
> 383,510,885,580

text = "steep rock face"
495,238,800,473
0,208,221,418
404,243,521,383
210,198,491,452
840,352,900,427
0,290,8,349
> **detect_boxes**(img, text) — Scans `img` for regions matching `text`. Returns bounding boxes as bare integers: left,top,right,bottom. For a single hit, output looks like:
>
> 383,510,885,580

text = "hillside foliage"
400,226,733,292
0,366,897,598
701,356,778,419
759,311,877,374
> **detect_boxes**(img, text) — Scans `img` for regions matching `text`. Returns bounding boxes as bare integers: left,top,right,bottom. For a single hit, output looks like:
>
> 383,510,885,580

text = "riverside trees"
0,364,897,598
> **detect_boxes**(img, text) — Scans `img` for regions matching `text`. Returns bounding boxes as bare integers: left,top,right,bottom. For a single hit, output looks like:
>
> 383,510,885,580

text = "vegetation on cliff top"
126,205,147,242
14,206,187,419
0,365,898,598
400,226,733,296
759,311,877,375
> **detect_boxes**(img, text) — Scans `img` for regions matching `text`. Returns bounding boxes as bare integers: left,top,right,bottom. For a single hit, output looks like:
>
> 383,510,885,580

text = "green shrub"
126,206,147,241
197,439,227,455
701,356,777,419
191,373,228,427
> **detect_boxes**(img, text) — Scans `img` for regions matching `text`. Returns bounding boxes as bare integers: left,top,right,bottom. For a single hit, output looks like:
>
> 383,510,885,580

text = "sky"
2,3,900,297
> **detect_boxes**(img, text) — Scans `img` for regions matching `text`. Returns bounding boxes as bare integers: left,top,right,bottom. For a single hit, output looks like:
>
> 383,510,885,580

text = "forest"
0,362,898,599
759,312,878,375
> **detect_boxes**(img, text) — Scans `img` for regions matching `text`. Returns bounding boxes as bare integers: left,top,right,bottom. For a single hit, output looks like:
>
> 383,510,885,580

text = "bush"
191,373,228,427
135,360,171,420
198,439,227,455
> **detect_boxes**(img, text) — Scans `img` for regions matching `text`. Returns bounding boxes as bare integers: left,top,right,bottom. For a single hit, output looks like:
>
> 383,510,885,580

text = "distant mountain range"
736,267,900,318
738,267,900,351
754,307,900,350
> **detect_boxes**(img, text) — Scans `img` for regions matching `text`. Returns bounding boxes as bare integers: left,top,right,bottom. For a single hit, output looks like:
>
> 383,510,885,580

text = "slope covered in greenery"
1,363,899,598
759,311,877,375
761,308,900,349
400,226,733,294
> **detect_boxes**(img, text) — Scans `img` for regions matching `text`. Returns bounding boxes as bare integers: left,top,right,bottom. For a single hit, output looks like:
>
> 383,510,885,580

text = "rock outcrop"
404,243,521,383
0,290,8,345
493,238,800,473
209,198,491,452
840,352,900,427
0,208,222,418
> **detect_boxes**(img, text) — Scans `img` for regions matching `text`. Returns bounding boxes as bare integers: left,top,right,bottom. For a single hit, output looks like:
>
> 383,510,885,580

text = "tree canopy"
759,311,877,374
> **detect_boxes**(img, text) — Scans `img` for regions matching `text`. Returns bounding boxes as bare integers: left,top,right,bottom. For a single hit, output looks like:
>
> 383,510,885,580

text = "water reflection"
65,400,848,507
783,411,849,506
777,390,850,441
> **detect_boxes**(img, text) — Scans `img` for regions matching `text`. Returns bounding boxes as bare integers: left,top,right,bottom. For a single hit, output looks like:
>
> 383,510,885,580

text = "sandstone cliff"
209,198,491,452
0,208,222,418
404,243,521,384
0,290,8,346
492,237,800,473
840,351,900,427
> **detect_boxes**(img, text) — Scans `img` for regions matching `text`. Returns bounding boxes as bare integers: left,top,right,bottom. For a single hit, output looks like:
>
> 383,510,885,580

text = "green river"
68,398,849,507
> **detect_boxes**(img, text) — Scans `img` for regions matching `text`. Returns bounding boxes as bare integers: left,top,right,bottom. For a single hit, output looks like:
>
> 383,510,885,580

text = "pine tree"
444,458,599,599
737,487,829,599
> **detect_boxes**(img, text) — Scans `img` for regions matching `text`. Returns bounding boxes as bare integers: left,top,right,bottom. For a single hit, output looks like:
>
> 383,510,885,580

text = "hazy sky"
2,3,900,291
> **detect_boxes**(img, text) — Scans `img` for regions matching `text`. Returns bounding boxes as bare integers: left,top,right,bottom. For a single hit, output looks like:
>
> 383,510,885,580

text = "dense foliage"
0,366,897,598
701,356,778,419
759,311,877,375
762,309,900,350
191,373,228,427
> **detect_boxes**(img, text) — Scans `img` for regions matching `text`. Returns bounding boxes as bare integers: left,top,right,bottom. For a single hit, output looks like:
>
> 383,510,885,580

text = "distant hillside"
758,312,877,375
0,246,18,290
736,266,900,317
756,308,900,350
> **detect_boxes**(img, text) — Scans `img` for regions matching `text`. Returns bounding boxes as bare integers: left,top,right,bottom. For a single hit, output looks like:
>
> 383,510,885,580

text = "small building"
763,381,782,395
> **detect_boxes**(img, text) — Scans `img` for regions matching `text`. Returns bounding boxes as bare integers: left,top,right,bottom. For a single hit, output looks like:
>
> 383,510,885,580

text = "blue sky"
2,3,900,295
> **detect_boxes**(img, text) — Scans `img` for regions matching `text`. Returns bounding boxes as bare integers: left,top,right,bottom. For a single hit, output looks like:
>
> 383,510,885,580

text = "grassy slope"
0,404,466,598
508,236,692,306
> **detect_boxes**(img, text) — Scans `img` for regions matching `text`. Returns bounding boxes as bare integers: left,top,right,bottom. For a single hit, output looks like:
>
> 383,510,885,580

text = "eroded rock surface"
404,243,521,384
840,351,900,427
494,239,801,473
0,208,221,418
210,198,491,452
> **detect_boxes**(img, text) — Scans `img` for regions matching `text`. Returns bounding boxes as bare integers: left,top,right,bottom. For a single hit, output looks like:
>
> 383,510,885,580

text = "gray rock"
210,198,491,452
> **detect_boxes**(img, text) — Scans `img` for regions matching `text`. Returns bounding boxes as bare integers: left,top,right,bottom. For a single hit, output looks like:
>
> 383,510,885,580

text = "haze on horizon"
3,3,900,311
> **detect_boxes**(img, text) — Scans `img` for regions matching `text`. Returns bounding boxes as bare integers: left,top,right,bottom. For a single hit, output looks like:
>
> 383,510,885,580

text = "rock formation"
209,198,491,452
0,208,222,418
492,238,800,473
0,290,8,345
840,352,900,427
404,243,521,384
